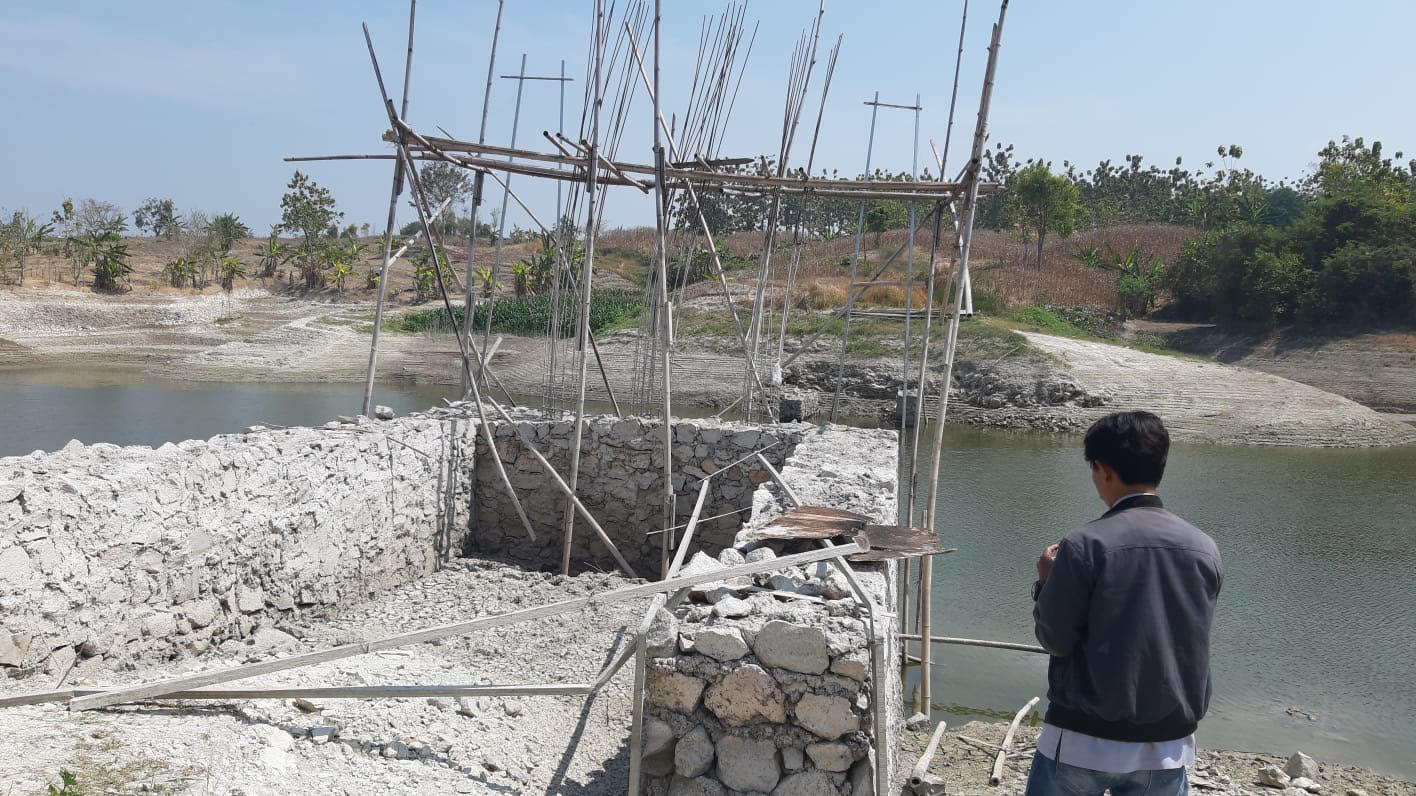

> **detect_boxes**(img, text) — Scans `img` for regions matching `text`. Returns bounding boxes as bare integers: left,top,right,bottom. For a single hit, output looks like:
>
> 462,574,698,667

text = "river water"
1,372,1413,778
900,426,1416,780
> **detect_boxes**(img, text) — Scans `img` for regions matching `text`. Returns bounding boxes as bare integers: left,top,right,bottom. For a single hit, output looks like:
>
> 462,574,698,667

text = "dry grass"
967,224,1196,309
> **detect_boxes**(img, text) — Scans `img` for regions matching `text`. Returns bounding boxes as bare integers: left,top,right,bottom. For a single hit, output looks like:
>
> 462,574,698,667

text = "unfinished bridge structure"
0,2,1048,794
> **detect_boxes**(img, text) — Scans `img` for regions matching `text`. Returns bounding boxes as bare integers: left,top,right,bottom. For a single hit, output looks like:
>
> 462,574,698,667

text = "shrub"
389,289,643,337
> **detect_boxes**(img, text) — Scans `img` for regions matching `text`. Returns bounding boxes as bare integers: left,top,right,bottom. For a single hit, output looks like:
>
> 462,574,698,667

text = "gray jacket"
1033,494,1222,742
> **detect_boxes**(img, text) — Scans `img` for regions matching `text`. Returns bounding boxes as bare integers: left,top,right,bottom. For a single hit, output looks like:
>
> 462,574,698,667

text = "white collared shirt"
1037,724,1195,773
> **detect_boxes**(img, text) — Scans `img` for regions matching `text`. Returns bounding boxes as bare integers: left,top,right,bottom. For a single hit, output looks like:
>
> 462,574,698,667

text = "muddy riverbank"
2,289,1412,446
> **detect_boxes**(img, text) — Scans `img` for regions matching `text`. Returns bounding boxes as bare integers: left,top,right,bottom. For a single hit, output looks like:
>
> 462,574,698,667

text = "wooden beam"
68,543,860,712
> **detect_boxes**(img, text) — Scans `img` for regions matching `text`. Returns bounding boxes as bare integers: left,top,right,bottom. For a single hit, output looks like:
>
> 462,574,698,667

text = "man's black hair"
1083,410,1170,486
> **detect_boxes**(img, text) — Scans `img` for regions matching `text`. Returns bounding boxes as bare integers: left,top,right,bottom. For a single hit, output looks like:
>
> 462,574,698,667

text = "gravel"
0,557,650,795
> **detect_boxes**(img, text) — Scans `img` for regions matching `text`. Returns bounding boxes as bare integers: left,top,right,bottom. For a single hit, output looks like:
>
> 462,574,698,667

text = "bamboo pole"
918,0,1009,720
463,0,504,397
628,478,708,795
69,544,859,712
901,634,1045,654
398,152,538,545
359,6,417,418
909,720,949,789
560,0,605,577
831,90,881,422
991,696,1040,786
650,0,675,580
481,51,529,386
586,328,623,417
358,23,536,546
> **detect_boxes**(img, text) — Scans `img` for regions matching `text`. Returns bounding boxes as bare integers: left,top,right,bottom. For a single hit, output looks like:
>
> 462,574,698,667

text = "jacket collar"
1101,493,1163,519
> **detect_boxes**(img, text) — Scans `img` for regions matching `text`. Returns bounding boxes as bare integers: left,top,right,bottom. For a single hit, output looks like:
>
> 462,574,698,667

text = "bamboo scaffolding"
359,18,540,550
621,26,775,415
68,543,859,712
379,132,983,199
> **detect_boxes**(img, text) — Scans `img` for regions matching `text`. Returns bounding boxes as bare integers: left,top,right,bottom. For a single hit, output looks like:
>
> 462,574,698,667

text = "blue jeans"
1024,750,1189,795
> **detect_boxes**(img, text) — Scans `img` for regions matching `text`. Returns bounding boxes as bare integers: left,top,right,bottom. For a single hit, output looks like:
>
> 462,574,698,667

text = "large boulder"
704,664,787,725
794,693,859,740
674,726,715,779
1286,752,1320,781
647,667,706,713
752,620,829,674
691,626,749,662
716,735,780,793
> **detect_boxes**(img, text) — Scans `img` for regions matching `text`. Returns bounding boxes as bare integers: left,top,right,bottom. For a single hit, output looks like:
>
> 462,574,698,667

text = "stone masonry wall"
0,414,477,676
470,414,804,575
640,425,903,796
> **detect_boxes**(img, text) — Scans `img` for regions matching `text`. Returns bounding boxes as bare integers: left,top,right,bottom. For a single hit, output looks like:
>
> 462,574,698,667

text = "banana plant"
219,255,246,291
256,228,290,278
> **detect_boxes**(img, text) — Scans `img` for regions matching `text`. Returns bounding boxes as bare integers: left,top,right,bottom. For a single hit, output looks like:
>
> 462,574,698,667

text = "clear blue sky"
3,1,1414,234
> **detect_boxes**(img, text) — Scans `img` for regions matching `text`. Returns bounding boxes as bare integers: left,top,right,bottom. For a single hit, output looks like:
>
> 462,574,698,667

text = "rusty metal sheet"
739,505,871,542
847,524,955,562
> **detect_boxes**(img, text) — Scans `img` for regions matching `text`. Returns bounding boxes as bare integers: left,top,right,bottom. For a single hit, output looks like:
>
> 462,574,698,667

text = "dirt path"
1019,332,1416,446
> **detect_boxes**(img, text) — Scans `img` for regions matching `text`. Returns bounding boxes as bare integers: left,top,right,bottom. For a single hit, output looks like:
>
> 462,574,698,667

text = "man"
1026,411,1222,796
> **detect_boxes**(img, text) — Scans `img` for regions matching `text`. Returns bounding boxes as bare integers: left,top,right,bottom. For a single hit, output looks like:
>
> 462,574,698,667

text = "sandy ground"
1018,332,1416,446
0,559,646,796
898,721,1416,796
2,288,1413,446
1138,321,1416,414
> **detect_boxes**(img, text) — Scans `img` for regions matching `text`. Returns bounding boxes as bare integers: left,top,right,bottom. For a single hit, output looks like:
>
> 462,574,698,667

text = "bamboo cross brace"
480,397,638,577
6,684,592,708
628,476,710,795
598,476,709,694
67,543,858,712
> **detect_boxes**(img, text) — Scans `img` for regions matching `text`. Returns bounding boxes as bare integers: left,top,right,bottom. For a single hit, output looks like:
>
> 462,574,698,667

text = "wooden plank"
69,543,859,712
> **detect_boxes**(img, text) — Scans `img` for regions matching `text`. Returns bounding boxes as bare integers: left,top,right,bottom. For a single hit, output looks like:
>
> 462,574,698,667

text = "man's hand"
1036,543,1059,580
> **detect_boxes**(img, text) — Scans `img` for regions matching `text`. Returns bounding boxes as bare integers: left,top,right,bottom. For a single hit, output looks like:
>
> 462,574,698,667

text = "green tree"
280,171,341,248
210,213,251,254
412,162,472,236
1,211,52,285
863,200,909,246
1006,163,1082,268
134,197,181,238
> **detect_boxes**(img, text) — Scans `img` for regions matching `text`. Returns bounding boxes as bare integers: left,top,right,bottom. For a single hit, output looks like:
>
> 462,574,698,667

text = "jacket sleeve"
1033,537,1094,657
